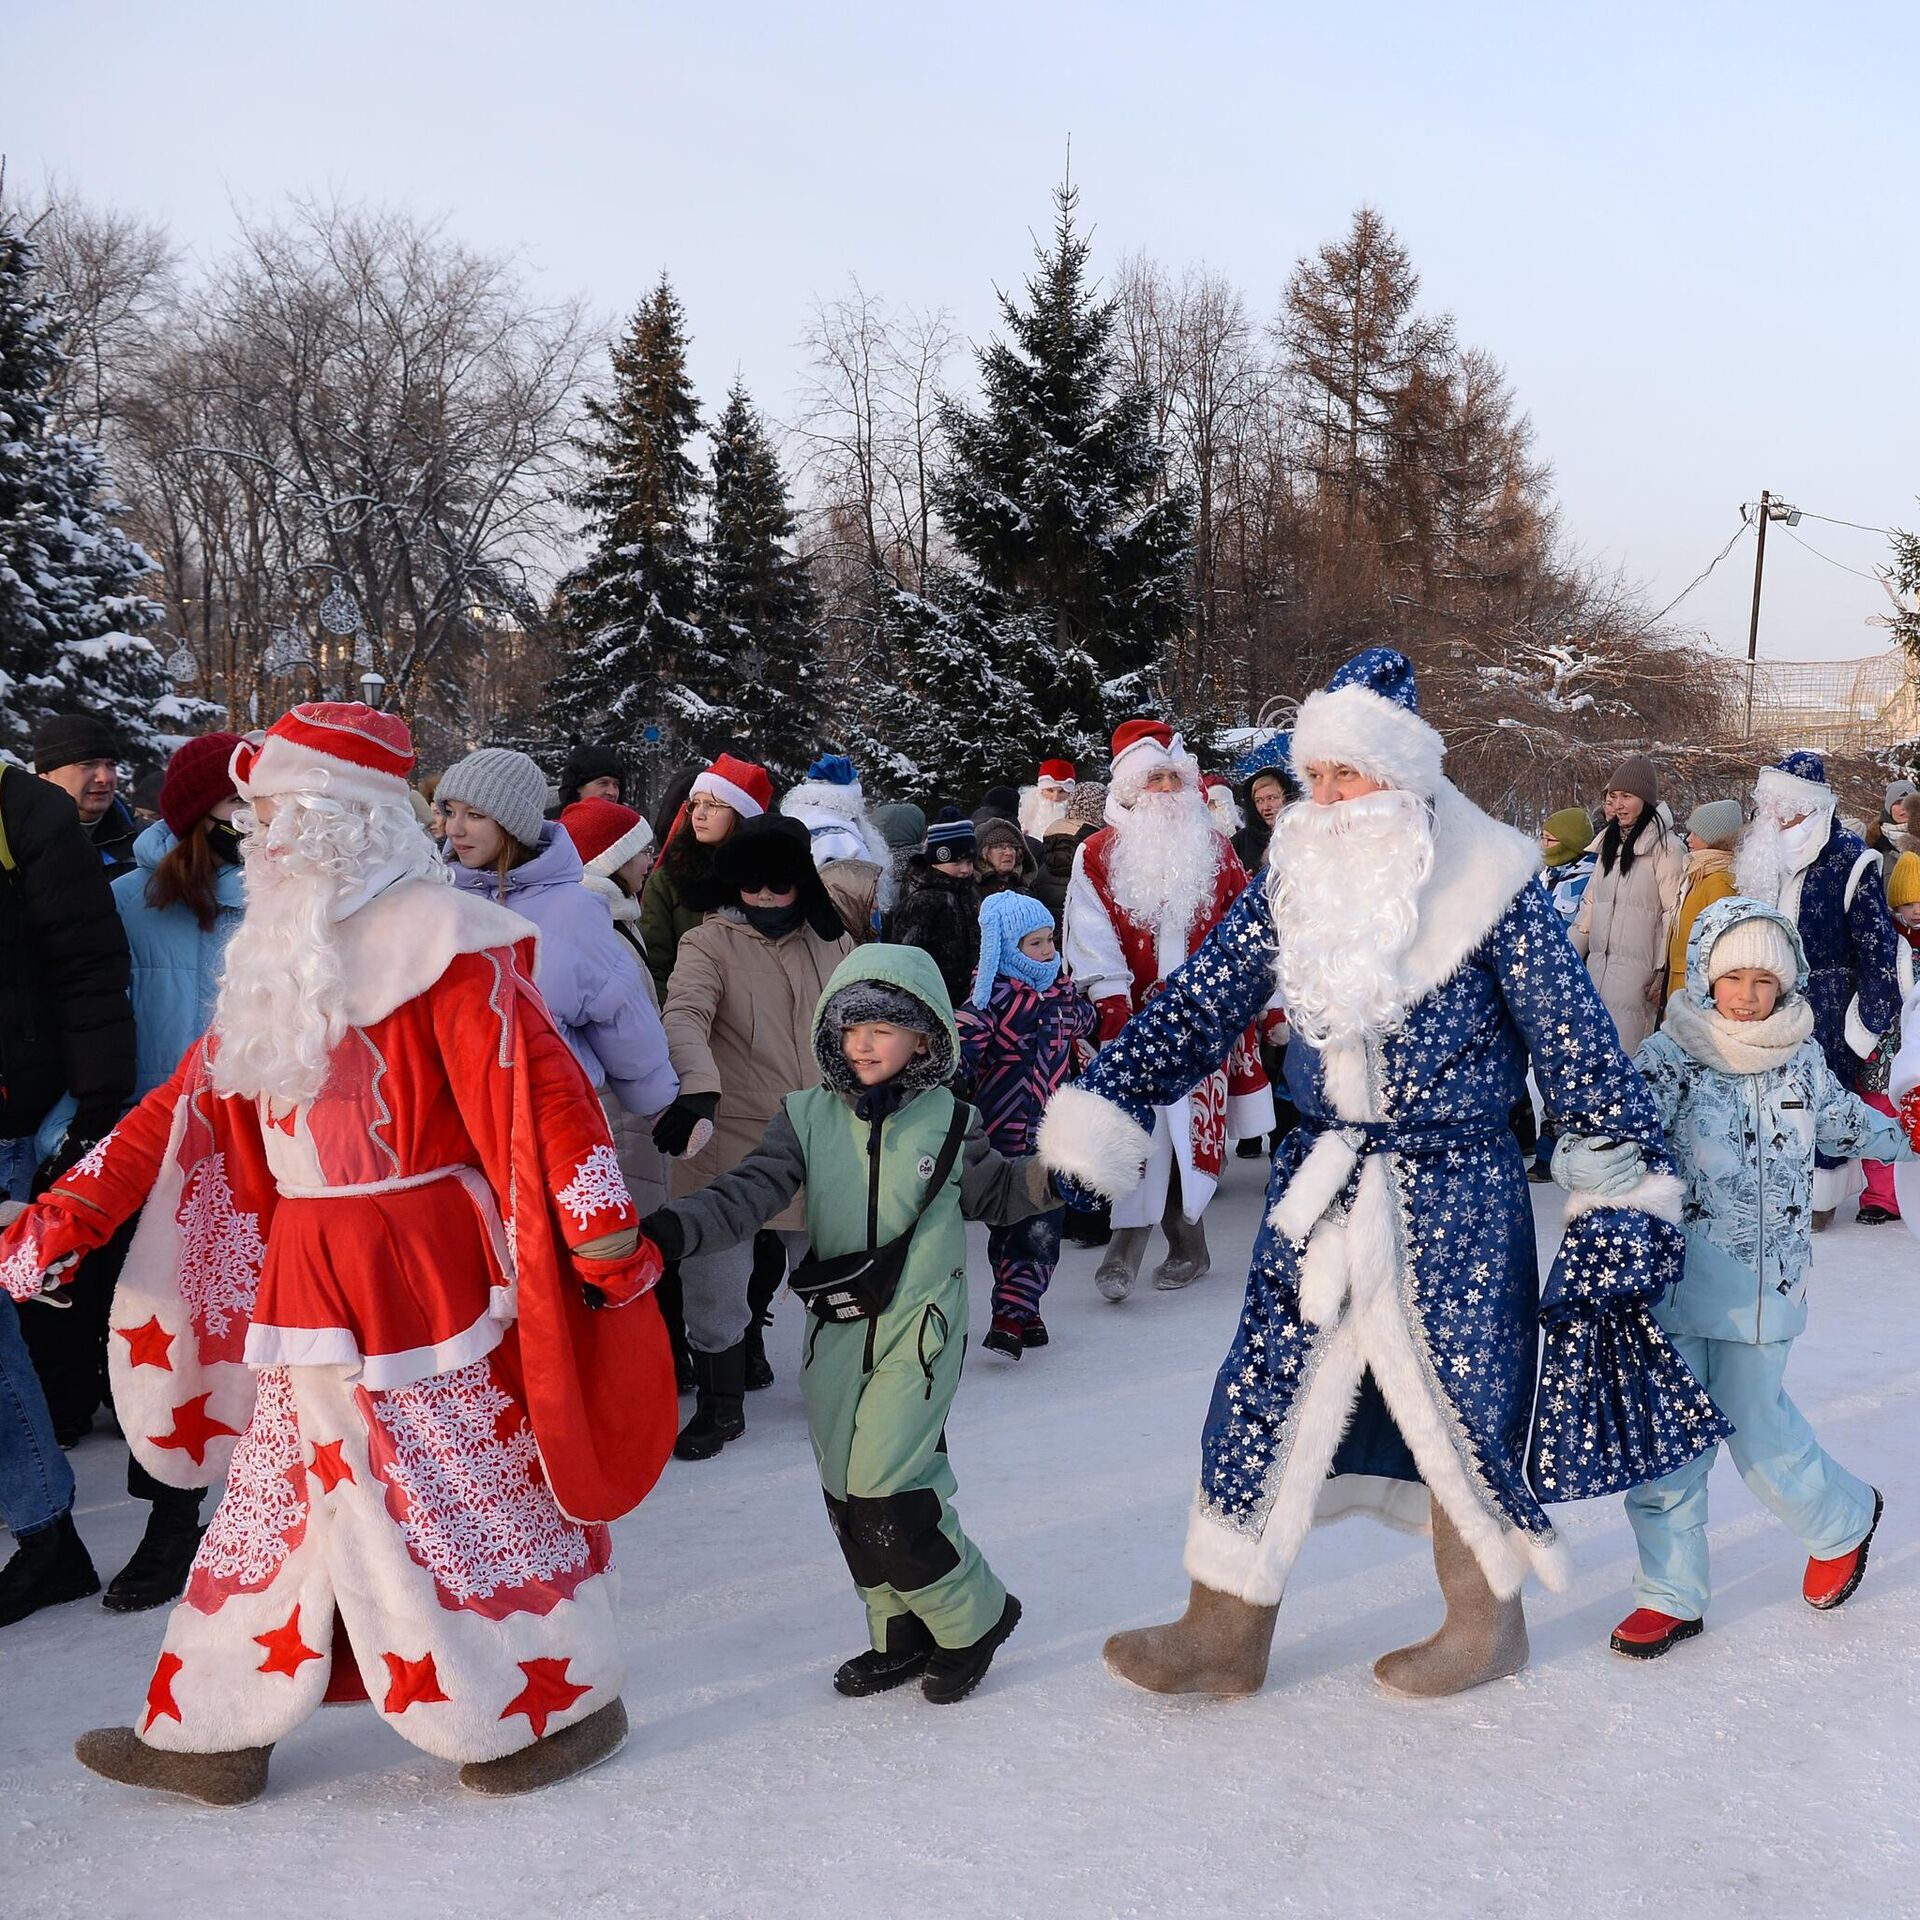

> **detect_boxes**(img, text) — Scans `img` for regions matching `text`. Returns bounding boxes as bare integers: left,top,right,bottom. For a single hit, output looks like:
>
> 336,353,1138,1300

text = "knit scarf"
1663,991,1814,1075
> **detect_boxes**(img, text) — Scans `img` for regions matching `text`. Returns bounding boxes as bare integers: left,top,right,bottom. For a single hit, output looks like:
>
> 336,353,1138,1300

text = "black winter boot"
743,1231,785,1392
104,1491,206,1613
673,1342,748,1461
922,1594,1022,1704
834,1613,936,1697
0,1512,101,1628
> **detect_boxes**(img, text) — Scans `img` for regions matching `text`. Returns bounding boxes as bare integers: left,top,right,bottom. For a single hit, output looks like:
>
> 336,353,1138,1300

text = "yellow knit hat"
1889,852,1920,911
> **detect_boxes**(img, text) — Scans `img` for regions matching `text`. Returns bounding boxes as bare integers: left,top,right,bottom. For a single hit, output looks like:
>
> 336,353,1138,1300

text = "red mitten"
1094,995,1132,1044
574,1230,666,1310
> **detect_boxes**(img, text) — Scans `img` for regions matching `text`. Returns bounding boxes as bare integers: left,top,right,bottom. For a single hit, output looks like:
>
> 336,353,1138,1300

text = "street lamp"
359,668,387,709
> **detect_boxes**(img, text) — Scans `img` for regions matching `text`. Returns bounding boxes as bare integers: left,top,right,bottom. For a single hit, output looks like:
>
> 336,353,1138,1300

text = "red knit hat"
690,753,773,820
1037,758,1076,785
559,798,654,877
159,731,246,837
231,702,416,810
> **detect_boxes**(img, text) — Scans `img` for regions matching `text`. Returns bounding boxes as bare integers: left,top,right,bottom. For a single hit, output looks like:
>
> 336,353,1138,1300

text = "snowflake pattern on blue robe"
1069,866,1729,1581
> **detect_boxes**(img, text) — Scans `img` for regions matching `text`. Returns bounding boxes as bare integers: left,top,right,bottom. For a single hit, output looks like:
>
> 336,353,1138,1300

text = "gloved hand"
651,1092,719,1157
638,1208,686,1263
1094,995,1131,1045
574,1224,644,1310
1551,1135,1645,1198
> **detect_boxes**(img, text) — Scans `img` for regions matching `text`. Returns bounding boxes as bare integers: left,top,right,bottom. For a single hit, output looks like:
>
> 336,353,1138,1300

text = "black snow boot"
673,1342,748,1461
834,1613,936,1697
743,1231,785,1392
922,1594,1022,1704
0,1512,101,1628
104,1493,206,1613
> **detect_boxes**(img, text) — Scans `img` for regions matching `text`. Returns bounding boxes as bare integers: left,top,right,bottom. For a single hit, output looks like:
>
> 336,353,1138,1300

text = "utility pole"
1744,489,1770,738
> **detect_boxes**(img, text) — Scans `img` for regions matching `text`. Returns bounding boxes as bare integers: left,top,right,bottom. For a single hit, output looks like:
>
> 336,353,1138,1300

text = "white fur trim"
1267,1130,1361,1243
691,769,764,818
1559,1167,1685,1225
332,880,539,1031
1314,1473,1433,1534
235,732,415,814
582,869,641,924
781,777,866,824
1296,1217,1349,1328
1890,976,1920,1101
1226,1085,1276,1142
242,1307,506,1389
1396,782,1543,1004
1289,683,1446,798
1035,1083,1152,1202
1844,993,1877,1060
582,815,653,879
1108,742,1202,808
1754,762,1832,821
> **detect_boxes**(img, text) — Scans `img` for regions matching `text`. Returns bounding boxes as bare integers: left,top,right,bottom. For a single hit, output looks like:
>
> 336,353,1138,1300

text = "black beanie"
33,711,122,775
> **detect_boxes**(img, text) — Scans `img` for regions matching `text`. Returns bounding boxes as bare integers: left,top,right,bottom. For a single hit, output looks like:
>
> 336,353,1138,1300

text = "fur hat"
1287,649,1445,798
1706,910,1800,990
1686,799,1745,850
231,702,416,812
1036,758,1076,787
1541,806,1595,867
558,742,626,804
159,731,244,837
1605,754,1659,808
1888,851,1920,912
559,797,653,877
1754,750,1832,823
696,814,845,940
1109,718,1201,803
435,747,550,849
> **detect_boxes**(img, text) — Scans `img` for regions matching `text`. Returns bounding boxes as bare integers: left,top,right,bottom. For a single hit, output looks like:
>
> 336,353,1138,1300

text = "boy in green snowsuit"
641,944,1059,1703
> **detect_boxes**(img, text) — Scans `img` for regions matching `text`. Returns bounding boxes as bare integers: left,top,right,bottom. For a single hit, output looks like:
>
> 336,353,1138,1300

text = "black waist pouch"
789,1103,970,1325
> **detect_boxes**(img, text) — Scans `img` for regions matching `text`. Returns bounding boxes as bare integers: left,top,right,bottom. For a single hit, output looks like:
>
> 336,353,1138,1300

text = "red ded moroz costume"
0,705,673,1768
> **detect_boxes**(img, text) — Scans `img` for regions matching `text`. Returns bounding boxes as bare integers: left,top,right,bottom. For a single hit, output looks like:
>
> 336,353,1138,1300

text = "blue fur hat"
1287,647,1445,796
805,752,860,788
971,890,1057,1008
1232,728,1292,784
1755,749,1832,821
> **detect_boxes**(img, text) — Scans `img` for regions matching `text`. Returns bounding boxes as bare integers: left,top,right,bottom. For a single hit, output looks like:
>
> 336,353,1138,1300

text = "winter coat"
660,907,853,1229
580,869,670,1216
87,794,141,877
1635,897,1904,1344
448,824,679,1116
891,854,983,1008
1571,815,1688,1052
0,765,135,1142
1032,831,1084,930
1664,849,1737,1002
1542,852,1596,927
820,856,885,942
975,819,1040,901
637,851,713,1002
959,975,1097,1156
111,822,246,1097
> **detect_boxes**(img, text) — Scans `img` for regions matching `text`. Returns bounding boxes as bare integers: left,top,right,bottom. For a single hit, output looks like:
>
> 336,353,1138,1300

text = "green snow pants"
801,1279,1006,1651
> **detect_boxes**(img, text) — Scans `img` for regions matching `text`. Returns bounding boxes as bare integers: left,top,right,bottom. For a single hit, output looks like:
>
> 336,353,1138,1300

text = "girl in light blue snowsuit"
1614,895,1908,1656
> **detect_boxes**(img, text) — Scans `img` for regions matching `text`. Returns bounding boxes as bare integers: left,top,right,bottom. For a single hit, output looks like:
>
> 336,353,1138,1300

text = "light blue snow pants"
1625,1333,1876,1621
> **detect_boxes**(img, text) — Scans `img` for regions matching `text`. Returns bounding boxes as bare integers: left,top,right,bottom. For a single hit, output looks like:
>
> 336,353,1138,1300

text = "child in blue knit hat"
959,891,1098,1356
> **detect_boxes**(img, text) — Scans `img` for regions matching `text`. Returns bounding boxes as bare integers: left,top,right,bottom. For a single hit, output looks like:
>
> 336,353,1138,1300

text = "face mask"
206,819,243,866
741,899,807,939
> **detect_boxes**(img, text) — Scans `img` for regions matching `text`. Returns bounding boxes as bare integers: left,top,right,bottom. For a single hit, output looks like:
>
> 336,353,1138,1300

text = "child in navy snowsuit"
959,891,1097,1357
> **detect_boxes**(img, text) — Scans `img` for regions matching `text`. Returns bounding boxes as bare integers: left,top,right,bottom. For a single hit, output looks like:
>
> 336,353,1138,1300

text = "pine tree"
701,381,823,782
0,215,171,768
548,275,707,755
930,181,1195,737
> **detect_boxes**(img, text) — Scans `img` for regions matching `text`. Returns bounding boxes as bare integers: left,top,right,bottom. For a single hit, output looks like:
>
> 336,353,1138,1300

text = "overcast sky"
7,0,1915,670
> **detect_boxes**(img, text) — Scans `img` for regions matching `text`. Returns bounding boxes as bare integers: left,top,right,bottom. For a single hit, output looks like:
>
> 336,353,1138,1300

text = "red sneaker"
1609,1608,1704,1659
1804,1490,1883,1610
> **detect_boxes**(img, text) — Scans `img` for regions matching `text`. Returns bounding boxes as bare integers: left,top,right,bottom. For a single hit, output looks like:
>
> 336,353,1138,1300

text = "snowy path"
4,1161,1916,1919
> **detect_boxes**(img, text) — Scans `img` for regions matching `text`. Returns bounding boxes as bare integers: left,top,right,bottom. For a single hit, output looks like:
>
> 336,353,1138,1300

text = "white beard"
1734,807,1831,909
1021,788,1071,838
211,793,440,1106
1106,789,1221,941
1265,790,1436,1048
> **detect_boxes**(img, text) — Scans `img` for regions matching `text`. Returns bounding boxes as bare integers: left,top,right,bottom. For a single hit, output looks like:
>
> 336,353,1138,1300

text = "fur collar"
1397,779,1542,1003
332,878,537,1029
582,869,640,924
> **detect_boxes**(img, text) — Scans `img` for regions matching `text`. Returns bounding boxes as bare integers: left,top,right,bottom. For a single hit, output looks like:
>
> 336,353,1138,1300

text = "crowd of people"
0,659,1910,1804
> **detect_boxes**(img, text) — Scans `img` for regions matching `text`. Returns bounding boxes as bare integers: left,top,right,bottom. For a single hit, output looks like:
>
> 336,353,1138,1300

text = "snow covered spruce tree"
548,274,709,754
0,213,173,768
700,380,823,783
894,181,1194,794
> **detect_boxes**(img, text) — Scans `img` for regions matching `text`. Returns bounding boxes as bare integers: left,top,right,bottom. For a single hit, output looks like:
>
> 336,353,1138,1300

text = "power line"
1778,523,1883,582
1797,507,1894,538
1651,516,1751,624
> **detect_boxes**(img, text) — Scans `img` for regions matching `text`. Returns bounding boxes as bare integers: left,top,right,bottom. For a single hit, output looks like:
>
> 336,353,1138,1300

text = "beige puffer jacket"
1570,813,1689,1054
661,909,854,1229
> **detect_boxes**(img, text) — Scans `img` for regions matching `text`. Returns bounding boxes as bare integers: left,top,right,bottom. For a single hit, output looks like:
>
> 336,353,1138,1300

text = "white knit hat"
1706,912,1799,991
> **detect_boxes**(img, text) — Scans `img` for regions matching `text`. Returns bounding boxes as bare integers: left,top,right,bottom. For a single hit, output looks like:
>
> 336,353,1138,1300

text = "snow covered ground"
4,1161,1916,1919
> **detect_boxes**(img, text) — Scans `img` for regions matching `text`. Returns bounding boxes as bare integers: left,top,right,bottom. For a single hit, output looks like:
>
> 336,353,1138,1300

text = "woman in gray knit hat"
436,748,678,1119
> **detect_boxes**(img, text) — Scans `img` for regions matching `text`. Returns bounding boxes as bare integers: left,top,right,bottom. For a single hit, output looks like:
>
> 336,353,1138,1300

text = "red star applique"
381,1650,451,1715
143,1652,184,1732
149,1393,240,1468
498,1657,591,1740
115,1317,175,1371
309,1438,355,1492
267,1103,299,1136
254,1604,321,1679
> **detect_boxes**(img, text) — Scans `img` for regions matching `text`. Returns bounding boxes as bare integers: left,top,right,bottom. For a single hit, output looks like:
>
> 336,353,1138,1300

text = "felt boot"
1095,1228,1151,1303
1103,1581,1279,1697
1372,1503,1529,1698
459,1699,628,1796
1153,1212,1210,1291
74,1727,270,1807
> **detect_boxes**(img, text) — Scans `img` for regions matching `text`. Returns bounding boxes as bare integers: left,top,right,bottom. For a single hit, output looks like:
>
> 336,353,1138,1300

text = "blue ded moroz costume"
1037,649,1728,1698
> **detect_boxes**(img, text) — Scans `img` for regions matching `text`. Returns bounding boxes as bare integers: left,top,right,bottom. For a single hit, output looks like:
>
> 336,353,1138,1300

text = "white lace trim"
554,1144,631,1230
176,1152,265,1347
193,1367,305,1591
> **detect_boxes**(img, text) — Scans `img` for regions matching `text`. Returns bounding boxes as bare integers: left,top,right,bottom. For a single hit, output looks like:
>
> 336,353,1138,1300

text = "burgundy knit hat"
160,732,246,838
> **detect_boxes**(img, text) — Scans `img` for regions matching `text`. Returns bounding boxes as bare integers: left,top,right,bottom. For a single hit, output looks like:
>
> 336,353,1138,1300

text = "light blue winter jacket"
1634,895,1906,1343
447,824,679,1117
111,821,247,1097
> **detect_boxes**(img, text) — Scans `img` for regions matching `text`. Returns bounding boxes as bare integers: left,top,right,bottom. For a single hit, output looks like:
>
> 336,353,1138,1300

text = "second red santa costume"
1062,720,1273,1299
0,703,674,1804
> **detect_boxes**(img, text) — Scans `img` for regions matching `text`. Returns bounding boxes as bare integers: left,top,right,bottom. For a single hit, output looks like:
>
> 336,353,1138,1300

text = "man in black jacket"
0,758,138,1628
32,712,139,875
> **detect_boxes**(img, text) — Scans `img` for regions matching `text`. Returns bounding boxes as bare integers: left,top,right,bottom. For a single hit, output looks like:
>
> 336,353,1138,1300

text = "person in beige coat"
1570,755,1688,1054
653,816,854,1459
